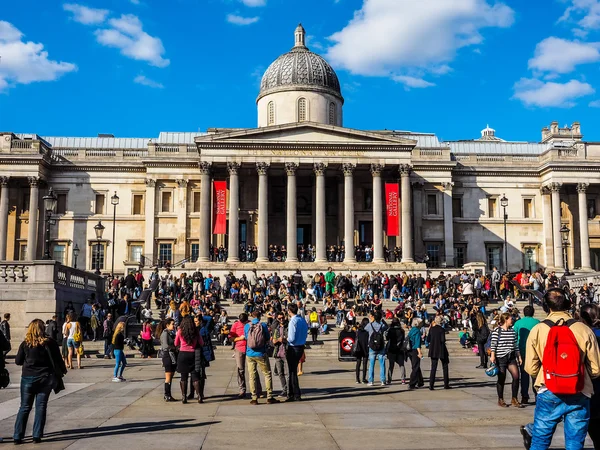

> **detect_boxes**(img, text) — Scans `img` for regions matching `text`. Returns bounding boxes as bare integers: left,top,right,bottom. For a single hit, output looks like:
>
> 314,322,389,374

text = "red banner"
213,181,227,235
385,183,399,236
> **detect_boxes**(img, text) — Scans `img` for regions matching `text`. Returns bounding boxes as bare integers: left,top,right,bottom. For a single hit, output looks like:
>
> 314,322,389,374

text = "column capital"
0,176,10,186
577,182,590,193
399,164,413,176
145,178,156,187
441,181,454,192
540,185,551,195
342,163,356,176
411,180,425,188
176,179,189,188
256,161,270,175
227,162,241,175
313,162,327,176
285,162,298,175
27,176,41,187
370,163,384,176
199,161,212,175
547,182,562,192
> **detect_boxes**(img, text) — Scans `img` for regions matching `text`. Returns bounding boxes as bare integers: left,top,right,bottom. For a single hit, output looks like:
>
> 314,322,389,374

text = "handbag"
0,367,9,389
44,345,66,394
77,344,84,356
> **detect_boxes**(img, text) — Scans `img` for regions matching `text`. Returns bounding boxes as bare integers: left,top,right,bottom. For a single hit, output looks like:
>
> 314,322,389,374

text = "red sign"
341,337,355,352
213,181,227,235
385,183,399,236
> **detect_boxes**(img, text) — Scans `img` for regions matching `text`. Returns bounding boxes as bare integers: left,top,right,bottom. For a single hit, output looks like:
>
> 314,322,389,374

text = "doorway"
359,221,373,246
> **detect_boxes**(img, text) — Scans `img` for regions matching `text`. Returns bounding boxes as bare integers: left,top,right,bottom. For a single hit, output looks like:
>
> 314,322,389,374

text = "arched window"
267,101,275,126
298,98,307,122
329,102,336,125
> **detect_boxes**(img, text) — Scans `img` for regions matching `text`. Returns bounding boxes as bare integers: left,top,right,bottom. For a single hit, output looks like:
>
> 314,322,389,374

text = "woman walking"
175,316,205,403
353,318,369,384
489,312,522,408
112,322,127,382
13,319,67,444
157,318,178,401
63,313,82,369
386,317,407,384
140,319,154,358
473,312,490,369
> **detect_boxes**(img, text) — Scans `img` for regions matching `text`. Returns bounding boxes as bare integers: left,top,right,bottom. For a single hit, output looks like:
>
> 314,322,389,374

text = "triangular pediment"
195,122,417,147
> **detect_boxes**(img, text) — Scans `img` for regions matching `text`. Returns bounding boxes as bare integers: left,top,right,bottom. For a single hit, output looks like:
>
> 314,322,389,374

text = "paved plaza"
0,349,592,450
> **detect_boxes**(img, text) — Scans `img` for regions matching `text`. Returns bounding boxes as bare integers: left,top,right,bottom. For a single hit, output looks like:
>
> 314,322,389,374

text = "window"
298,98,307,122
328,102,336,125
588,199,596,219
130,244,143,263
52,244,66,265
159,243,172,266
56,193,67,214
523,246,538,272
523,198,533,219
488,197,497,218
486,245,502,272
191,243,199,262
133,194,144,215
426,243,441,267
452,197,462,218
21,192,30,214
161,191,172,213
454,245,466,267
427,194,437,215
363,188,373,210
19,243,27,261
192,191,201,213
267,101,275,125
95,194,105,215
91,243,105,271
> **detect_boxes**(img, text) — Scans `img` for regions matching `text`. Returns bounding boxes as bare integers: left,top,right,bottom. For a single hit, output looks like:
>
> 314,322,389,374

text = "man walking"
103,313,114,359
229,313,249,399
286,303,308,402
521,289,600,450
365,311,388,386
428,316,450,390
513,305,539,404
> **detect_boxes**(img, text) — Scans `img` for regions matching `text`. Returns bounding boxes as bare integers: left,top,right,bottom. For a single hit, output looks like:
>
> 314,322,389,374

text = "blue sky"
2,0,600,142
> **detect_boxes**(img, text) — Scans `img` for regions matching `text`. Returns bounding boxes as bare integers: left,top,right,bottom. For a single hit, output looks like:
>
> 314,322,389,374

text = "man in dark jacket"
45,316,59,342
353,318,370,384
385,318,406,384
428,316,450,390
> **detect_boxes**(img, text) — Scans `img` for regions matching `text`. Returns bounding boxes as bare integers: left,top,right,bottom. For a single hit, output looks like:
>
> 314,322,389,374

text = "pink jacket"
175,329,203,352
228,320,247,353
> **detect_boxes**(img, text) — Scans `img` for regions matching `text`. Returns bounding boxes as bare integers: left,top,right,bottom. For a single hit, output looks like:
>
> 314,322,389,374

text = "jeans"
528,390,590,450
234,349,247,394
273,357,287,396
368,349,386,384
247,355,273,400
104,338,113,357
286,345,304,399
113,349,127,377
14,374,55,441
520,364,536,400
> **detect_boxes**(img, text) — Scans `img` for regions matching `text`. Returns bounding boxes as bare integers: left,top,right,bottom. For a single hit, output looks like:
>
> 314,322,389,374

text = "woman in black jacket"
13,319,67,444
353,318,370,384
386,317,406,384
472,312,490,369
427,316,450,390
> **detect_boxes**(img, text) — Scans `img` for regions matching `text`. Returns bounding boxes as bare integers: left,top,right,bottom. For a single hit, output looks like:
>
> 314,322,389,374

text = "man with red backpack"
521,288,600,450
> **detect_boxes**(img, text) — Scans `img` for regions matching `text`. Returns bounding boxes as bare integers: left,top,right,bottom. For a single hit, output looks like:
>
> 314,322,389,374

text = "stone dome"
257,24,343,103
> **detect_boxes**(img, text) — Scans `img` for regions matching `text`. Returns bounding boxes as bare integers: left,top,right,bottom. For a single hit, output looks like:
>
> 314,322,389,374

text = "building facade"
1,25,600,275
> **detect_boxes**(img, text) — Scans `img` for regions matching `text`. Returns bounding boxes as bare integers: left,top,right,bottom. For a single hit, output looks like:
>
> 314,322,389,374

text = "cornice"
197,142,413,151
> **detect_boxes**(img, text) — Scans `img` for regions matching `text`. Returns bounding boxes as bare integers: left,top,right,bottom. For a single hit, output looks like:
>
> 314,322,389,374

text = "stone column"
412,181,424,261
256,162,270,262
198,162,212,262
176,179,188,260
549,182,564,268
314,163,327,262
27,177,40,261
578,182,592,270
144,179,156,265
285,163,298,263
541,186,554,268
342,163,356,262
337,177,344,244
227,163,240,263
0,177,9,260
400,164,414,263
371,163,384,263
442,182,454,267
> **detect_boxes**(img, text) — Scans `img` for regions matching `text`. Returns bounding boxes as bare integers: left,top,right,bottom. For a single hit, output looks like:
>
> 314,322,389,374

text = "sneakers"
356,381,361,384
367,382,374,386
250,399,258,405
380,382,386,387
112,377,121,382
118,376,126,382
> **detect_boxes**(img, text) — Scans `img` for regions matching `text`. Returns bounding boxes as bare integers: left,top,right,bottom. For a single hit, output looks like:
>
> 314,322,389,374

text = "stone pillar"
578,182,592,270
412,181,424,261
256,162,270,262
285,163,298,263
27,177,40,261
314,163,327,262
337,177,344,244
0,177,9,260
541,186,554,268
342,163,356,262
442,182,454,267
550,182,564,268
227,163,240,263
176,179,188,260
198,162,212,262
371,163,384,263
144,179,156,265
400,164,414,263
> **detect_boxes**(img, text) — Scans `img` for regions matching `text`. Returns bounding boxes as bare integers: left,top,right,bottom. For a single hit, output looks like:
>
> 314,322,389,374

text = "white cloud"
589,99,600,107
528,37,600,73
226,14,259,25
240,0,266,6
306,35,324,50
559,0,600,30
513,78,594,107
63,3,109,25
0,20,77,92
134,74,163,88
392,75,435,88
130,0,141,4
325,0,514,82
95,14,169,67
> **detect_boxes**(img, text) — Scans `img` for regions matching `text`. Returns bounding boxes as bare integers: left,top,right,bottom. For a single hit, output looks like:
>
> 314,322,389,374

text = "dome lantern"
294,23,306,49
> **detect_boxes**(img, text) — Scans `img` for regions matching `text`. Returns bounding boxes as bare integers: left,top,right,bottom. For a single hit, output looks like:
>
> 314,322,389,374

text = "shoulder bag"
44,345,66,394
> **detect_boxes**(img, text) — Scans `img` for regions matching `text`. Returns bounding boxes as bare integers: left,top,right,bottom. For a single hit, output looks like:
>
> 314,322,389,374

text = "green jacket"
513,316,540,356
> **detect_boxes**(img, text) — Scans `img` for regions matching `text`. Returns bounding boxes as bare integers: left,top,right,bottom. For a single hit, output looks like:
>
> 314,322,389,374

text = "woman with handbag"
63,313,83,370
13,319,67,444
156,318,178,402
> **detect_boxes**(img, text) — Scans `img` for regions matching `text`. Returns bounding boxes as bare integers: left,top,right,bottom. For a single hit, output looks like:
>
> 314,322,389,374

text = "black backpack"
369,323,385,352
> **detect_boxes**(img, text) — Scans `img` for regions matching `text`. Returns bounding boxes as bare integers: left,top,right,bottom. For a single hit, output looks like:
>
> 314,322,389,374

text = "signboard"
385,183,399,236
213,181,227,235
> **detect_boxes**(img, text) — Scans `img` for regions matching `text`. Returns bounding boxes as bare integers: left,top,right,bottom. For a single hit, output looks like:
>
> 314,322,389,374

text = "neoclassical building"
2,25,600,276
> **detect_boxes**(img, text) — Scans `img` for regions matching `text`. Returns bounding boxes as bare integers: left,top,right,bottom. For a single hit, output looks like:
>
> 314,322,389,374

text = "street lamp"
73,243,80,269
94,221,105,275
560,224,571,276
110,191,119,278
500,194,508,273
42,188,58,260
526,248,533,273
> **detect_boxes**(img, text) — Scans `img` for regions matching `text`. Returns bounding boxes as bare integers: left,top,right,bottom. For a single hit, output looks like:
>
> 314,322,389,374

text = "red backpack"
541,319,585,395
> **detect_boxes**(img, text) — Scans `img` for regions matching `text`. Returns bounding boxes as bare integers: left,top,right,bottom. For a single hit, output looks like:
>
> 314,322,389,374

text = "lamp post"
500,194,508,273
526,247,533,273
110,191,119,278
560,224,571,276
94,221,105,275
73,243,80,269
42,188,58,260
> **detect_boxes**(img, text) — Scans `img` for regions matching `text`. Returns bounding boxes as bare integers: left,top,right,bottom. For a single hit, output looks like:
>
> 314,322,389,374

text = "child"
219,323,230,346
458,327,472,348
